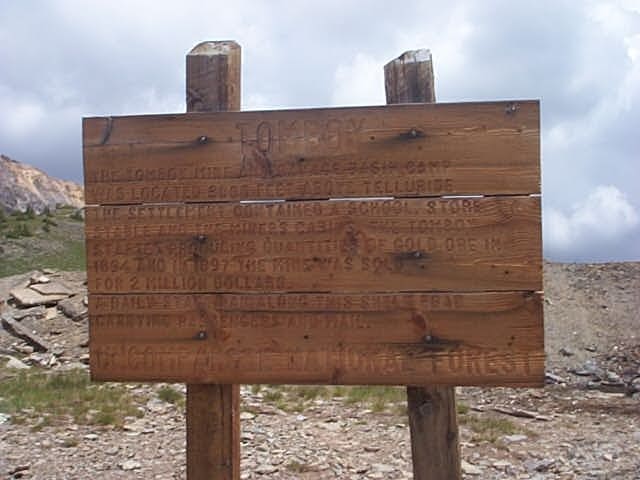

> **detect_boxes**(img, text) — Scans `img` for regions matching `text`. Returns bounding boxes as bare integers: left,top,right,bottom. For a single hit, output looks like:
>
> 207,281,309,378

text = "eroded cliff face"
0,154,83,213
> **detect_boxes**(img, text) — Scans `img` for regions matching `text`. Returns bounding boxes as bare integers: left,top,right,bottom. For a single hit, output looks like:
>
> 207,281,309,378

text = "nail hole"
505,103,519,115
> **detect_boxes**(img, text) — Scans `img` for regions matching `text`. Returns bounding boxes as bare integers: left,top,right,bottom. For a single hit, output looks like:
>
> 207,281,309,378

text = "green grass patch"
456,401,470,415
5,222,34,239
157,385,184,406
0,369,143,428
2,210,39,237
0,240,86,277
459,413,519,443
0,207,86,276
256,385,407,414
262,388,284,402
342,386,406,406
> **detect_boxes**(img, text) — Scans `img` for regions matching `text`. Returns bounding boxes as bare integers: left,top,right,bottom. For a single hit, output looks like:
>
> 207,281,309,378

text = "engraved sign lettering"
83,100,543,386
85,196,540,293
83,101,540,204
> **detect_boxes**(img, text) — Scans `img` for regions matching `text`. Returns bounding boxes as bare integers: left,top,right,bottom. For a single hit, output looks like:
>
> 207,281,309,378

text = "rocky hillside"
0,155,83,213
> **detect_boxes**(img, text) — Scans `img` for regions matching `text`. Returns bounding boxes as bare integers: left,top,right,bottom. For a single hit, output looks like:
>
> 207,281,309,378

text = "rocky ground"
0,263,639,479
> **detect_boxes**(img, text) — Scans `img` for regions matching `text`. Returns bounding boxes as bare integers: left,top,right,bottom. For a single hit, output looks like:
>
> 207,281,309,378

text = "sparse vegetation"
459,413,519,443
286,460,314,473
69,209,84,221
61,437,79,448
0,368,143,428
0,240,85,277
254,385,407,414
42,216,58,227
25,206,36,219
0,206,85,277
456,401,470,415
5,222,33,239
157,385,184,406
250,385,468,417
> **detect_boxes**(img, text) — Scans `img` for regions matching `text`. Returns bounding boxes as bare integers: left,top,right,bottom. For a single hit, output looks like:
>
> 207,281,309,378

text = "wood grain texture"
88,292,543,385
386,48,462,480
385,49,436,104
186,383,240,480
85,196,541,293
184,40,241,480
407,386,460,479
83,101,540,204
186,41,241,112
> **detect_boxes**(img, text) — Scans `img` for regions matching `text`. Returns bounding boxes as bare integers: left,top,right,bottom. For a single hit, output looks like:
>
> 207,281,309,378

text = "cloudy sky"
0,0,638,262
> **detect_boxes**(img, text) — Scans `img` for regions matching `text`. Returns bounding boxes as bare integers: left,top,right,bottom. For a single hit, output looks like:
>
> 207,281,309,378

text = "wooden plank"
82,100,540,204
184,40,241,480
385,48,461,480
88,292,544,385
84,196,541,293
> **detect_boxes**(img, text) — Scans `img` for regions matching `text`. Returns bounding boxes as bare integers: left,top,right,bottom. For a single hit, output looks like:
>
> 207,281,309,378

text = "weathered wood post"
385,50,462,480
185,41,241,480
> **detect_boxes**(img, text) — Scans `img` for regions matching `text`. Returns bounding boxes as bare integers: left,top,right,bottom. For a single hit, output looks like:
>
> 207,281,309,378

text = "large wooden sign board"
83,101,543,386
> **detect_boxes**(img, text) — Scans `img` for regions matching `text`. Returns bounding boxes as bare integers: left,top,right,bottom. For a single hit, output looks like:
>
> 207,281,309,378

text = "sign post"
385,49,461,480
185,41,241,480
83,41,543,478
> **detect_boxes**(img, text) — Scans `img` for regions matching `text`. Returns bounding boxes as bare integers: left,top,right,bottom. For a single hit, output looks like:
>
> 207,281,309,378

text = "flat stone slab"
9,288,69,307
30,273,51,284
1,315,51,352
57,297,87,321
29,282,73,296
0,355,30,370
11,305,46,320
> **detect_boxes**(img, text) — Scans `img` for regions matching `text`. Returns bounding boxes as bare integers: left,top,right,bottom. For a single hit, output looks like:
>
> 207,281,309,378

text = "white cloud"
393,4,473,98
545,185,639,259
331,53,385,107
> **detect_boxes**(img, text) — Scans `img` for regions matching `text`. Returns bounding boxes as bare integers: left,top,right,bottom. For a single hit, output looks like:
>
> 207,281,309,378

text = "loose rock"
119,459,142,471
1,354,30,369
9,287,69,307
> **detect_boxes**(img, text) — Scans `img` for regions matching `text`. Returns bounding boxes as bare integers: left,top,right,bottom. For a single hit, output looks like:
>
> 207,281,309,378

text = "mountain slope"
0,154,83,213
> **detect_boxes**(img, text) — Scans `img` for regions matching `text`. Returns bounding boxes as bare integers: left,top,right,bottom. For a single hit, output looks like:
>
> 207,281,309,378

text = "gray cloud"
544,185,640,261
1,0,638,261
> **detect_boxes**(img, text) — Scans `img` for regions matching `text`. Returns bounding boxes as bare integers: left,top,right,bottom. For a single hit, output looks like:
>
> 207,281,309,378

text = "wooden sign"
83,100,543,386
